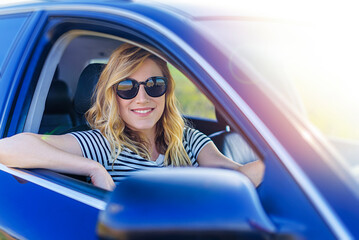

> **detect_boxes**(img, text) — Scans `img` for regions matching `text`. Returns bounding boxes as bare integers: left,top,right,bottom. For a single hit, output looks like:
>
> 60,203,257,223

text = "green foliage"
169,65,215,120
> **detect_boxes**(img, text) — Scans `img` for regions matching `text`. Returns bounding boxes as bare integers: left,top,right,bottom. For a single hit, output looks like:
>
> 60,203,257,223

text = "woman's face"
116,58,166,136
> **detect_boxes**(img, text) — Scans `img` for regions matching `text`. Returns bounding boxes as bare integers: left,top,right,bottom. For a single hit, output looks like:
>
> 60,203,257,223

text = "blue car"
0,0,358,239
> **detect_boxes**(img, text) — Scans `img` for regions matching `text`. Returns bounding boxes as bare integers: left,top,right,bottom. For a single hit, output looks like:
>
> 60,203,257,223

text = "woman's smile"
131,107,155,116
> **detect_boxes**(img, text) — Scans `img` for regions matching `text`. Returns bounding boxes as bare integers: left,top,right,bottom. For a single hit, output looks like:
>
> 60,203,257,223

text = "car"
0,0,358,239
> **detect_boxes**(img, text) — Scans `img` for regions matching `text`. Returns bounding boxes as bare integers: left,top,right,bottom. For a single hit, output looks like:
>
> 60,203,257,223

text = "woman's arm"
0,132,115,190
196,142,264,187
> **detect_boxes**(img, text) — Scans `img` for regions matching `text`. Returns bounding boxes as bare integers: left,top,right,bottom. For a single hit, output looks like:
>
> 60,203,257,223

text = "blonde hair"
86,43,191,166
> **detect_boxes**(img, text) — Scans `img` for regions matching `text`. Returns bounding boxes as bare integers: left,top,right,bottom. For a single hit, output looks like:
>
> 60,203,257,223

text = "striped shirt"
69,127,212,182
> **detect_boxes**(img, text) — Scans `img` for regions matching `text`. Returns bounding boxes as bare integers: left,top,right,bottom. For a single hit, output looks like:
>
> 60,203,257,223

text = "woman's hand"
89,162,116,191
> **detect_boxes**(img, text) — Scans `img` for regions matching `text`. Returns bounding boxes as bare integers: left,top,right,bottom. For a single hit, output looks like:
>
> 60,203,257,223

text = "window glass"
198,19,359,141
170,64,215,120
198,19,359,183
0,14,29,71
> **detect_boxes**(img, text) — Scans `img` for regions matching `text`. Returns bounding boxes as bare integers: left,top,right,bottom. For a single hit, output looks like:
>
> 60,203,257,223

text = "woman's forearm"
197,142,265,187
0,133,99,177
236,160,265,187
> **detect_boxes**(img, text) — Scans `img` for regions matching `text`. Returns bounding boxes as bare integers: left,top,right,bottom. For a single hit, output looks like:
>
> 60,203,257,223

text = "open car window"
23,28,261,187
170,64,215,120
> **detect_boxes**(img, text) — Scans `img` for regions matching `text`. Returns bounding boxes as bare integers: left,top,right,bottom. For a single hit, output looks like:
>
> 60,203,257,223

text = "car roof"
139,0,309,20
0,0,306,21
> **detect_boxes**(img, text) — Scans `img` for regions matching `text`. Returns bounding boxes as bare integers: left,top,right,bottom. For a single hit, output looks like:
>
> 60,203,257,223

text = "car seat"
210,110,258,165
39,75,74,134
71,63,106,130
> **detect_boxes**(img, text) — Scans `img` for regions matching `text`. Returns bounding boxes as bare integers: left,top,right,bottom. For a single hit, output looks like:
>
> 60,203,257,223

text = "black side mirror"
97,168,275,239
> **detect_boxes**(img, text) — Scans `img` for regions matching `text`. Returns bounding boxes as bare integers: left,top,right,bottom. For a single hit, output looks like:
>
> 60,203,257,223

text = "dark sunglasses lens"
145,77,167,97
116,79,138,99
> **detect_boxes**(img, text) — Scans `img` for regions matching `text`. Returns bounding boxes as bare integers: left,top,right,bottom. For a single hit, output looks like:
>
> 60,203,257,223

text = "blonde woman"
0,43,264,191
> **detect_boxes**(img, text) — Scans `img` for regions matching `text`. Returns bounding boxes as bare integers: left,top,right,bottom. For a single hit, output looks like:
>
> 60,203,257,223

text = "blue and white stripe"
69,127,211,182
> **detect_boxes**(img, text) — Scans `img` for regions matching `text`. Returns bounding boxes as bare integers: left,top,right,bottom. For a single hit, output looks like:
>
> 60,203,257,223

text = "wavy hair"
86,43,191,166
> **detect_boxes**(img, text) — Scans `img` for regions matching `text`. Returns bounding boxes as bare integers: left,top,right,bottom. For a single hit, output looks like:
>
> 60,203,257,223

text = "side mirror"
97,168,275,239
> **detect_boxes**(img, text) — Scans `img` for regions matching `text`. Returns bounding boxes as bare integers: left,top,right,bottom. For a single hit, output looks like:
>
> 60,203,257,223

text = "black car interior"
40,63,225,133
39,70,74,134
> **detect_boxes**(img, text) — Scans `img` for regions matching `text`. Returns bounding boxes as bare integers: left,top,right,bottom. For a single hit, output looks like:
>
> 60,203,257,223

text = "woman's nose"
135,85,149,103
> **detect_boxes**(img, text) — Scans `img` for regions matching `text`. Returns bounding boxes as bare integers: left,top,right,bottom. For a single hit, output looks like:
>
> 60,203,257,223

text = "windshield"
197,17,359,181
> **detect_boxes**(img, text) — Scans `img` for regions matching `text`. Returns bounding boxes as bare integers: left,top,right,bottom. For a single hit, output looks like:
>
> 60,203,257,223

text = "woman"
0,43,264,191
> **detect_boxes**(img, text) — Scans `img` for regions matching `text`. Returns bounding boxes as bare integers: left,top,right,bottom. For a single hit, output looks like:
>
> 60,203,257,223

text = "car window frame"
15,12,263,195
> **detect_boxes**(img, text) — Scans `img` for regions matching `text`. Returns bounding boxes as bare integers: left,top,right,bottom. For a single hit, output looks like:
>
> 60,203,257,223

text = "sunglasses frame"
115,76,168,100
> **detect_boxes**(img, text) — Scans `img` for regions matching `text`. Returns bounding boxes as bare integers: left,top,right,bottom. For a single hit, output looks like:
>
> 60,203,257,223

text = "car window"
169,64,215,120
32,28,257,181
0,13,30,73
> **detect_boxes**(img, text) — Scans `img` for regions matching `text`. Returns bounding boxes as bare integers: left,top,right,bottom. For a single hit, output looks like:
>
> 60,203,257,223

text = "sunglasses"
115,76,168,99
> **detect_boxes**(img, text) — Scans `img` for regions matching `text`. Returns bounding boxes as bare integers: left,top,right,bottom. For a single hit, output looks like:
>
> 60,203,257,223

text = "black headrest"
44,80,71,114
74,63,105,115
